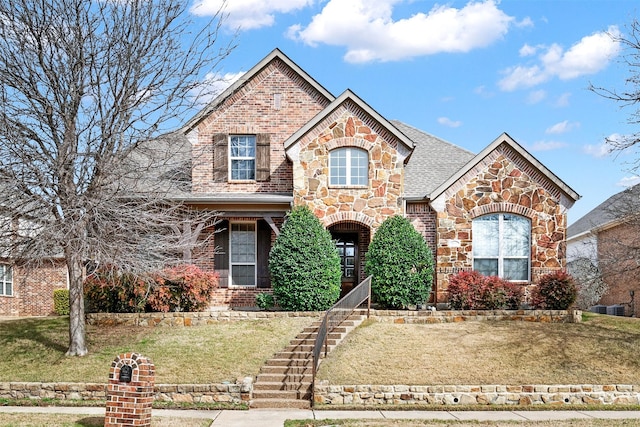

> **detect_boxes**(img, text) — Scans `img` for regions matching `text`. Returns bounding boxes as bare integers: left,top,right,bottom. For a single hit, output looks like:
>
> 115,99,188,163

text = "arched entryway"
328,221,371,297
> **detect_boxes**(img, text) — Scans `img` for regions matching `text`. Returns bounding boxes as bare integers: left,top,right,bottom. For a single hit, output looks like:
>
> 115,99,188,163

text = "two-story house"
0,48,580,316
179,48,580,308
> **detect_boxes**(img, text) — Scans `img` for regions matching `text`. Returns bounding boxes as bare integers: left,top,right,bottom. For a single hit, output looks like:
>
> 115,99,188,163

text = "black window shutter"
213,134,228,182
214,220,229,288
256,133,270,182
256,220,272,288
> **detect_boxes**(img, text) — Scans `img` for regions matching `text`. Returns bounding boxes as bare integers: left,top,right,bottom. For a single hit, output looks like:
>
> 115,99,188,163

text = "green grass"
0,413,211,426
0,316,313,384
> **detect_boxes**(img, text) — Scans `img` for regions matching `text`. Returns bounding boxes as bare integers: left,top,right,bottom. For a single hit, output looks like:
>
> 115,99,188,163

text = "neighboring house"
567,184,640,316
179,48,580,308
0,48,581,316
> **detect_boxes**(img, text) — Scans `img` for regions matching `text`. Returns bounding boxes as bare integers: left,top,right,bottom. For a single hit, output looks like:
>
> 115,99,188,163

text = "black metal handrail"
311,275,371,406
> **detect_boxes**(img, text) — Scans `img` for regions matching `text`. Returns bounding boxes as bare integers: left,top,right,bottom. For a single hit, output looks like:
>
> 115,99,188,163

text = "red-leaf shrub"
84,265,218,313
85,268,150,313
448,271,523,310
530,270,577,310
148,265,219,312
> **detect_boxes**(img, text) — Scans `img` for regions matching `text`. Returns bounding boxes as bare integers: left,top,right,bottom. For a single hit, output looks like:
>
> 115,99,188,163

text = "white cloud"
545,120,579,134
191,0,312,30
437,117,462,128
288,0,514,63
474,85,494,98
519,43,537,57
189,71,245,105
498,26,621,91
617,176,640,187
554,92,571,107
529,140,567,152
583,142,611,158
526,89,546,104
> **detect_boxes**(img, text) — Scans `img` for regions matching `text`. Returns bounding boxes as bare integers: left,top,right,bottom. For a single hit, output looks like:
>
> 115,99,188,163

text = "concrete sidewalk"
2,406,640,426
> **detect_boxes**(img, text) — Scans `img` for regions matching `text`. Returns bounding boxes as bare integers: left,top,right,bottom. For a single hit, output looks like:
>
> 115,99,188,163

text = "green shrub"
364,215,434,309
531,270,577,310
53,289,70,315
255,292,275,310
84,265,218,313
269,206,341,311
447,271,523,310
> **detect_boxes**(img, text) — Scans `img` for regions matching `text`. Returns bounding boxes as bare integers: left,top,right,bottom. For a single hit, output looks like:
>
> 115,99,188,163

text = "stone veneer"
314,383,640,406
434,144,568,302
292,102,408,231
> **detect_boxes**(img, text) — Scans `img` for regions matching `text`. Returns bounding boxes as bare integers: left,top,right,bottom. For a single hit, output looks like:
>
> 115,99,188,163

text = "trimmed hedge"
84,265,218,313
448,270,523,310
365,215,434,309
269,206,341,311
531,270,577,310
53,289,70,315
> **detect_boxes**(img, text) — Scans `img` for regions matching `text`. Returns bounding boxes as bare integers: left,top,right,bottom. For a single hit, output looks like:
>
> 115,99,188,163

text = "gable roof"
393,121,475,199
428,132,581,205
181,48,335,133
567,183,640,239
283,89,414,158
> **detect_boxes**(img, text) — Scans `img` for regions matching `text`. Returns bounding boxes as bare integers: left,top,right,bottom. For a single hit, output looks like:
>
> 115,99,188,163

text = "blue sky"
188,0,640,224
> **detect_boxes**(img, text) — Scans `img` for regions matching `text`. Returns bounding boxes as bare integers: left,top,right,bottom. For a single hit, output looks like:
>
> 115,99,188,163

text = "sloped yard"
316,313,640,385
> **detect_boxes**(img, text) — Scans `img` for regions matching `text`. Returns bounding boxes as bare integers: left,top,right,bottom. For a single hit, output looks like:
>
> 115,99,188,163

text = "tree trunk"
66,253,88,357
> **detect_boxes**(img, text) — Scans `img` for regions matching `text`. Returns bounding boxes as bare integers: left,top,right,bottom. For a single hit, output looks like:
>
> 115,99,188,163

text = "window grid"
472,214,530,282
0,264,12,296
230,222,256,287
329,147,368,186
230,135,256,181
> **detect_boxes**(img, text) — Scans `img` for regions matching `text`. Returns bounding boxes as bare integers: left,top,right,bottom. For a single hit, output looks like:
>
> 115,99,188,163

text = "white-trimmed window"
230,222,256,286
230,135,256,181
329,147,368,186
0,264,12,296
472,214,531,281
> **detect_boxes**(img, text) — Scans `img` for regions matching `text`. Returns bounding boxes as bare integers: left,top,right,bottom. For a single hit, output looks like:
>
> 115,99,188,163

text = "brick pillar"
105,353,155,427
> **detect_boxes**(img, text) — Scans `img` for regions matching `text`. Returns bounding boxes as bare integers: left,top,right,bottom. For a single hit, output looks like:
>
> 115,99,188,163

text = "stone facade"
291,102,407,232
433,144,569,303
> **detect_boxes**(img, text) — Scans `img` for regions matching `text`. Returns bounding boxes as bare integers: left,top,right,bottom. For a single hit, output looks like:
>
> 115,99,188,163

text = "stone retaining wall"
314,383,640,406
0,379,252,405
86,309,581,327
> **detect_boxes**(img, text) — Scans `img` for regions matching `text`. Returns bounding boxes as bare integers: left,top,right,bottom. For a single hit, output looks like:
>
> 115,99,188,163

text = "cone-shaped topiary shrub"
365,215,434,309
269,206,341,311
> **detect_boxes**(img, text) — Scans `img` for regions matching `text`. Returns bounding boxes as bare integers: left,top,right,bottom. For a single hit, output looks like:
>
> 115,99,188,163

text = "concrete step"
263,358,312,367
259,365,312,375
250,398,311,409
253,381,312,392
256,373,313,383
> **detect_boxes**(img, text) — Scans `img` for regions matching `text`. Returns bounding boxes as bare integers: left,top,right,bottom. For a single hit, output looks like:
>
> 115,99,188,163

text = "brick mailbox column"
105,353,155,427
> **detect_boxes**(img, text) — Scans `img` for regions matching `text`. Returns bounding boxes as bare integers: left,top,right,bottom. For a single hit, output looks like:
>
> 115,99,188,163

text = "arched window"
329,147,368,186
472,213,531,281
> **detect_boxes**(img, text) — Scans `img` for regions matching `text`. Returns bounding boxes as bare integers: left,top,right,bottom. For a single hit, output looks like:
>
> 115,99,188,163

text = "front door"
335,233,358,297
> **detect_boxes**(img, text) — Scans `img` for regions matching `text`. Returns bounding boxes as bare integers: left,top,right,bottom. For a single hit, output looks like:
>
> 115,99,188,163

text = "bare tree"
0,0,234,355
589,19,640,169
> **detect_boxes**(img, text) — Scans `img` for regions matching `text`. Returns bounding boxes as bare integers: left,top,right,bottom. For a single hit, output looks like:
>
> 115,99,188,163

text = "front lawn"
0,316,313,384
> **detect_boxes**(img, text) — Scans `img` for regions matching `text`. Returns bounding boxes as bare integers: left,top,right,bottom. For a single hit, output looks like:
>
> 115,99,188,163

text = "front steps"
251,312,366,409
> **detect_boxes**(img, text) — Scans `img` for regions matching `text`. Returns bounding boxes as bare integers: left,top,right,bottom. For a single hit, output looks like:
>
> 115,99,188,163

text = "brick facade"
0,261,67,317
597,222,640,316
192,57,329,195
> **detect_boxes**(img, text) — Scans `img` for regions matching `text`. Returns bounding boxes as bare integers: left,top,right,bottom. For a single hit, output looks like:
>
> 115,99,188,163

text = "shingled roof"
392,120,475,199
568,183,640,239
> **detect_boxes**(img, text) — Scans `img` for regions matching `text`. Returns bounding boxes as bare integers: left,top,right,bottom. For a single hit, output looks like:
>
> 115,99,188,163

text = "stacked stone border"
7,309,638,407
85,309,581,327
